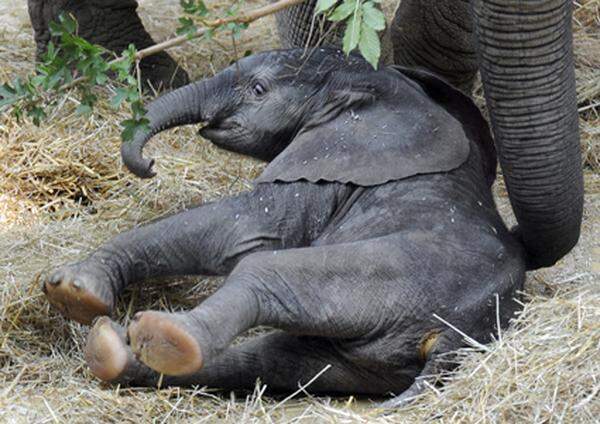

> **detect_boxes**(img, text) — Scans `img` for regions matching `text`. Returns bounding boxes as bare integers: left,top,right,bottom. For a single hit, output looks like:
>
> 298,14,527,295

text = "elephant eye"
252,82,267,96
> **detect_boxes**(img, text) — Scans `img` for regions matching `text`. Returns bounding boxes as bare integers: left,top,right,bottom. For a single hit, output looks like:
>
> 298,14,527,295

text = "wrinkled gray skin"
27,0,583,270
44,49,526,403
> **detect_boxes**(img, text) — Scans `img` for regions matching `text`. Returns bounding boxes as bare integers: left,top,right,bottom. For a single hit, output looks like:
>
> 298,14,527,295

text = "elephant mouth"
198,119,240,141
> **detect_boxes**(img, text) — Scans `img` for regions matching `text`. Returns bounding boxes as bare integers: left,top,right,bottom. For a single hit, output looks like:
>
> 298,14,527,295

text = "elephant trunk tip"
511,221,582,271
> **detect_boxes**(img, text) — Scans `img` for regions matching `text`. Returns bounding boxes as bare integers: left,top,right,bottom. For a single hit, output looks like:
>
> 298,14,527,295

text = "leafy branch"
0,0,385,142
315,0,386,68
0,0,306,142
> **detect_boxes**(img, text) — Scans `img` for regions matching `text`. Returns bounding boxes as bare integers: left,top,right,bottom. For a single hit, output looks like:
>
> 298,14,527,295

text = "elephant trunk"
121,80,209,178
473,0,584,269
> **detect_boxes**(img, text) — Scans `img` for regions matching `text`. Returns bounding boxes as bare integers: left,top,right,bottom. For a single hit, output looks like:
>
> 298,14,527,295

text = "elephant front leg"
273,0,343,50
43,182,346,325
389,0,478,93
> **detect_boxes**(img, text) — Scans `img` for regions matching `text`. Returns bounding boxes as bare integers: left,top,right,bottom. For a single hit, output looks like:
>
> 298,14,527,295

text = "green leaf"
120,117,150,142
180,0,194,13
0,83,16,98
110,88,129,108
362,2,385,31
342,6,362,54
329,0,356,22
130,101,147,118
76,103,92,115
176,17,197,36
110,59,133,81
315,0,338,15
0,97,17,109
358,23,380,69
43,41,58,63
226,22,248,39
48,21,61,37
194,0,208,16
123,44,138,62
121,119,140,142
204,28,215,40
27,106,47,126
59,14,77,34
95,73,108,85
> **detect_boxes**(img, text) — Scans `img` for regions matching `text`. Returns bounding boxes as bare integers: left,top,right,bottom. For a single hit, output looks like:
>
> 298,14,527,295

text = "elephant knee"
228,252,277,287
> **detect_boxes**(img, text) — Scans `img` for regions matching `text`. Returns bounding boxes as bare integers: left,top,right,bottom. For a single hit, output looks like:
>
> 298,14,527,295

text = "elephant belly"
314,174,508,248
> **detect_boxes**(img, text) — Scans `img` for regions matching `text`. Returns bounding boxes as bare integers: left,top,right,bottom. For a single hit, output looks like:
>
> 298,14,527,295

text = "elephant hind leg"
389,0,478,93
27,0,189,90
85,316,156,384
192,331,404,394
86,318,400,395
124,239,421,391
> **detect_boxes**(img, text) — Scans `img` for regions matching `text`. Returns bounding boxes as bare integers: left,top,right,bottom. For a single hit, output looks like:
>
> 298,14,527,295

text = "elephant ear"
256,67,486,186
393,66,497,186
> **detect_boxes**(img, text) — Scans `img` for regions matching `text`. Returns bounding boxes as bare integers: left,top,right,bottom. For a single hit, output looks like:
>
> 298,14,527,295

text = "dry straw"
1,0,598,422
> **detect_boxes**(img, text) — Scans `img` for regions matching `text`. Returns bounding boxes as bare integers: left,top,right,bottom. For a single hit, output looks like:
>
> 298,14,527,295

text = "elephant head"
120,49,343,176
121,48,490,186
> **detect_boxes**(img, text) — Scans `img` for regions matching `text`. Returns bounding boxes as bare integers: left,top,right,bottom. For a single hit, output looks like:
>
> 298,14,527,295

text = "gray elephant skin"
44,48,525,403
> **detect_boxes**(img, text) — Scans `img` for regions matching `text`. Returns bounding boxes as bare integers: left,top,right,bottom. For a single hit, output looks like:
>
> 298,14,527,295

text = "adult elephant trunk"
473,0,583,269
121,79,214,179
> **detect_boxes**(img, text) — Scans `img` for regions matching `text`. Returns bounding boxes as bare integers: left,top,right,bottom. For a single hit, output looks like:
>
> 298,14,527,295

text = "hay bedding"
0,0,598,422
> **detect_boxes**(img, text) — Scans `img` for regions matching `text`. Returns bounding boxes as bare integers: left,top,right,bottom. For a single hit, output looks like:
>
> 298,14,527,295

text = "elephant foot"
85,317,135,382
128,311,203,376
42,262,114,325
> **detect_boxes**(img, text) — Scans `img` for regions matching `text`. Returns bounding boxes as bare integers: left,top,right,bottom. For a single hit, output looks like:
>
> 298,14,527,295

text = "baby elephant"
43,48,525,404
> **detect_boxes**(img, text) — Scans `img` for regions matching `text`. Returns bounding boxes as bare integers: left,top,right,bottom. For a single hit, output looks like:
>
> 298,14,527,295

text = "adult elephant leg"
389,0,478,92
27,0,189,90
273,0,343,49
473,0,583,268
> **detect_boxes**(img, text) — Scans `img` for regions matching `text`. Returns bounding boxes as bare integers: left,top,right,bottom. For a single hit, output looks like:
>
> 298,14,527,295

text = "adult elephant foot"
27,0,189,91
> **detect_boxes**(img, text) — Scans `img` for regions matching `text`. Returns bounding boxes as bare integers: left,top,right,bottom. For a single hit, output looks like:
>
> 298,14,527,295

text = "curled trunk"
473,0,583,268
121,81,207,178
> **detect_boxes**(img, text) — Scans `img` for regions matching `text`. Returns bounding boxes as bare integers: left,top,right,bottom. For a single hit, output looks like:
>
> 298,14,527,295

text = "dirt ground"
0,0,598,422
